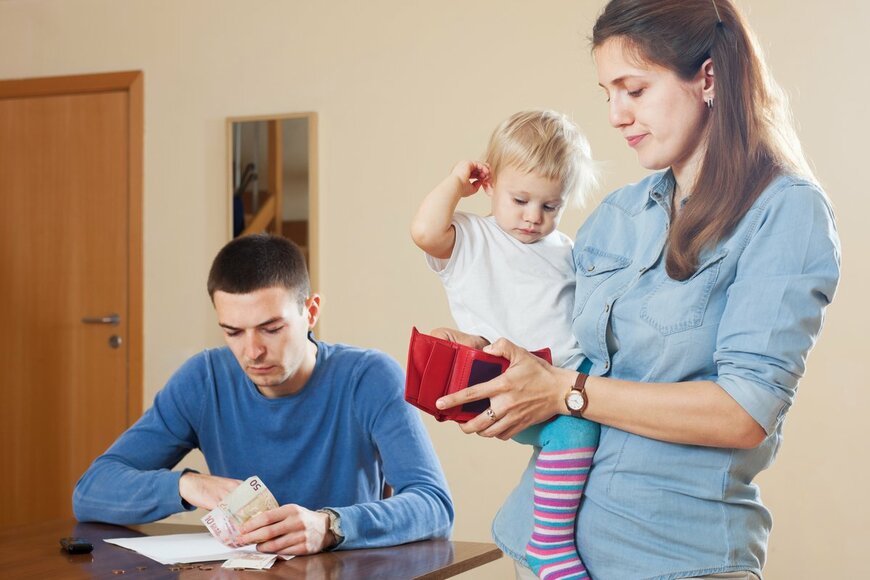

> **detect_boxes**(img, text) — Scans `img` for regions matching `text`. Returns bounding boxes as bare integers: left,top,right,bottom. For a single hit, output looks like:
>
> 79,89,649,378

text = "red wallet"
404,327,552,423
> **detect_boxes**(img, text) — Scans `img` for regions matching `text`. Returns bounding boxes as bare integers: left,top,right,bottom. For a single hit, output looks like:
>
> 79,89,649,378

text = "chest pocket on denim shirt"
640,249,728,335
574,247,632,318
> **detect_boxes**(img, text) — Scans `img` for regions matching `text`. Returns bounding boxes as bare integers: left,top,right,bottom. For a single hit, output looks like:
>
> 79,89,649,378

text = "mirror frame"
225,112,319,292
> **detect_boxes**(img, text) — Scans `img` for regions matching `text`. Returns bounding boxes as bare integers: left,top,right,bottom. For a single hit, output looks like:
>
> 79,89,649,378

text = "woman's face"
595,37,710,182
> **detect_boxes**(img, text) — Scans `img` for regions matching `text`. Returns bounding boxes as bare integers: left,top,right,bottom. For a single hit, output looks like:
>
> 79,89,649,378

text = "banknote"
221,552,278,570
202,475,279,548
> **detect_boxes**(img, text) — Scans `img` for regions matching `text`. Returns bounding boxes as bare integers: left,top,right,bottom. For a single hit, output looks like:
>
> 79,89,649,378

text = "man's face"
213,286,320,397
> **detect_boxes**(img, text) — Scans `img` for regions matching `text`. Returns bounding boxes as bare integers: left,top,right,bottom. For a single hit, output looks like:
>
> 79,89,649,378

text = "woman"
434,1,841,578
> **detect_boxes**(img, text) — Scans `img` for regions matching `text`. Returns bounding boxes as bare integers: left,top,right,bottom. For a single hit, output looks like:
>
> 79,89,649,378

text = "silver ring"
485,408,497,422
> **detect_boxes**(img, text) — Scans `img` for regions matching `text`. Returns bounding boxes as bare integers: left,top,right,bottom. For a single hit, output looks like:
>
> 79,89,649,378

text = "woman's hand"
435,338,575,440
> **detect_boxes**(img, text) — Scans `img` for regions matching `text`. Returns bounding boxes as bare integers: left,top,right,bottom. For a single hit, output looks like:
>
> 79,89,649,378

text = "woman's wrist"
552,367,581,416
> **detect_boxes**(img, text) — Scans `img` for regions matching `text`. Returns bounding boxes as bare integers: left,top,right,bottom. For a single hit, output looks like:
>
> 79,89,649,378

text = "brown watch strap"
574,371,589,395
573,371,589,416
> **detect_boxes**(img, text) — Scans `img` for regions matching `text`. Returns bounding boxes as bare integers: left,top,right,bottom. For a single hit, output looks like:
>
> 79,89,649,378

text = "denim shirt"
492,171,841,580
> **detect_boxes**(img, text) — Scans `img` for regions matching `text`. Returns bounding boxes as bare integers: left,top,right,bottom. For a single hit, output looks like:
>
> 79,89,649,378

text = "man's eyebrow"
219,317,284,331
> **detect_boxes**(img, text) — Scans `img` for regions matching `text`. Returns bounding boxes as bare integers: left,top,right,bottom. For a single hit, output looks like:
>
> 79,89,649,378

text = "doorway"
0,72,143,526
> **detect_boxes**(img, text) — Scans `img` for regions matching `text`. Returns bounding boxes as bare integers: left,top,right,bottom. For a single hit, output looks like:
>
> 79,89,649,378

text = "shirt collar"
646,169,693,215
648,169,675,207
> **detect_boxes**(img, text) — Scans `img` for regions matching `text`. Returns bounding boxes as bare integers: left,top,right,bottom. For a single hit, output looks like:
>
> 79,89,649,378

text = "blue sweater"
73,338,454,549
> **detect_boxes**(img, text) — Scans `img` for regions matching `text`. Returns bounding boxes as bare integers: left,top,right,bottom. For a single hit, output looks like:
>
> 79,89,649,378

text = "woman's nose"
609,96,632,128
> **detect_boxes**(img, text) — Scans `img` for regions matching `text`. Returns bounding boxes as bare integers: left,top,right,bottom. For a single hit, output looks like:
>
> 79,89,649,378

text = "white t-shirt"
426,212,583,369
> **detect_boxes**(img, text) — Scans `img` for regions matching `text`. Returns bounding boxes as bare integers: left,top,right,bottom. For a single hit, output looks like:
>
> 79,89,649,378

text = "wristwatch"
565,371,589,416
318,508,345,548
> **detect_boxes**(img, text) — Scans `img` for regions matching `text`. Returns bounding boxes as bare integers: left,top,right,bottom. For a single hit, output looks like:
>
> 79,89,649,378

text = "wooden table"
0,519,502,579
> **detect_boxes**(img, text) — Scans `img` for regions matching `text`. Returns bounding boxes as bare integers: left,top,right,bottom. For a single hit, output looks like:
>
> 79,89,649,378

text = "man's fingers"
238,503,333,555
180,473,243,509
256,533,299,555
243,509,277,531
255,526,327,555
217,479,242,499
241,505,295,536
242,519,296,546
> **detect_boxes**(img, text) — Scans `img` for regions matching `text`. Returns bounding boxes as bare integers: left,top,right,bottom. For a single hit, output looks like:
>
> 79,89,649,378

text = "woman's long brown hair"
592,0,813,280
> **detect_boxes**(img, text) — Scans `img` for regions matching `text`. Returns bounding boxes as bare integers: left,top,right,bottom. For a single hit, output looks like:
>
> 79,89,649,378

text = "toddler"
411,110,599,580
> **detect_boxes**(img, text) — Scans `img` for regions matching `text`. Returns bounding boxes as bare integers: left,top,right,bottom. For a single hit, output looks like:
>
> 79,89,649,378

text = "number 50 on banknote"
202,476,279,548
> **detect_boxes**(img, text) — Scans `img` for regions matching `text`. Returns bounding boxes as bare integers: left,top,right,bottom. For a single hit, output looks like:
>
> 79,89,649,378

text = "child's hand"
411,161,490,259
450,161,491,198
430,327,491,350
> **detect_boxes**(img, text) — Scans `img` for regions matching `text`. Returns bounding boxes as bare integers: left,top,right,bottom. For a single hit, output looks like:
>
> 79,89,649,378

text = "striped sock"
525,447,594,580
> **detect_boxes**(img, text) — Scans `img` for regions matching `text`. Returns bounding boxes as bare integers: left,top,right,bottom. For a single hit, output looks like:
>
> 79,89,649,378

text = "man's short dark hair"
207,234,310,309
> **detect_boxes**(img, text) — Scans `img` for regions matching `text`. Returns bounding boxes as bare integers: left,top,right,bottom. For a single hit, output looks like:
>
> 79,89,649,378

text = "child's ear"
482,180,494,197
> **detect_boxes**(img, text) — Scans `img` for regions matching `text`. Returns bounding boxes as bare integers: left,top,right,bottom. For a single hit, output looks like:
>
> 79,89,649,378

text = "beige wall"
1,1,866,577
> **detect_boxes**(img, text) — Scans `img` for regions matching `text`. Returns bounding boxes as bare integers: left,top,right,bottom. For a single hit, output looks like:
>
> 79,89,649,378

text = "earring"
706,98,714,110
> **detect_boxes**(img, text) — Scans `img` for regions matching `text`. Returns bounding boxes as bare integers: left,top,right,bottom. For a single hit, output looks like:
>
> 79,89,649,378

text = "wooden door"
0,73,143,526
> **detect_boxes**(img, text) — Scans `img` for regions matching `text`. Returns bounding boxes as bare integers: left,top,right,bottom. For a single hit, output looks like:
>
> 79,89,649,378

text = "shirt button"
604,304,610,313
604,361,610,370
587,265,595,272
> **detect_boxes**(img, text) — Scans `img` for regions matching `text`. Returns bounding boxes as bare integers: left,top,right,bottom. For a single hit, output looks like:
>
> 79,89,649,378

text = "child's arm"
411,161,491,259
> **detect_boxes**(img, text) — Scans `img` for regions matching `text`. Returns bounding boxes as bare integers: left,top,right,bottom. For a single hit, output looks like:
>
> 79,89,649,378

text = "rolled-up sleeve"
715,182,841,434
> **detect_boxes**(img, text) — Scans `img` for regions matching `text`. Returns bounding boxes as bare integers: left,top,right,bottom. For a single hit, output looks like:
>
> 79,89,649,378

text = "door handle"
81,313,121,325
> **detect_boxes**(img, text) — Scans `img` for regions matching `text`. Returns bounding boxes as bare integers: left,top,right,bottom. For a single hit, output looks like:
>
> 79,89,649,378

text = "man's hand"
178,472,242,510
430,327,490,350
238,504,336,555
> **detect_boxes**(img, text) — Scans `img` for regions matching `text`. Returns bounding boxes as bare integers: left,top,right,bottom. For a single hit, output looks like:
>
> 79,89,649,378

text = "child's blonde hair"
484,110,598,207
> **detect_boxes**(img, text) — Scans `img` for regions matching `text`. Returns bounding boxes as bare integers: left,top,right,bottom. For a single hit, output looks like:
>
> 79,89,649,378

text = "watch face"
567,390,585,411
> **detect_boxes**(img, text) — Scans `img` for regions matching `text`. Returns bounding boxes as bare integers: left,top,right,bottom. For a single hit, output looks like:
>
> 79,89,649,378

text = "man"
73,234,453,554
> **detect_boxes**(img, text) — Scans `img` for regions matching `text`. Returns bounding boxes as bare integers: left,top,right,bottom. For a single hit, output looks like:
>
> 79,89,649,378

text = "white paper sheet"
104,532,292,565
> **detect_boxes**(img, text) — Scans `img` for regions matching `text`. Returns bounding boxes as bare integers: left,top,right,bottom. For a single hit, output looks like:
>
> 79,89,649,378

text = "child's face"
487,165,567,244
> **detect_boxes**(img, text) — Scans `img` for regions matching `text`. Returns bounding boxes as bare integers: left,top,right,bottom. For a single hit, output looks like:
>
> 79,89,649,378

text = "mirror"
228,112,318,285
